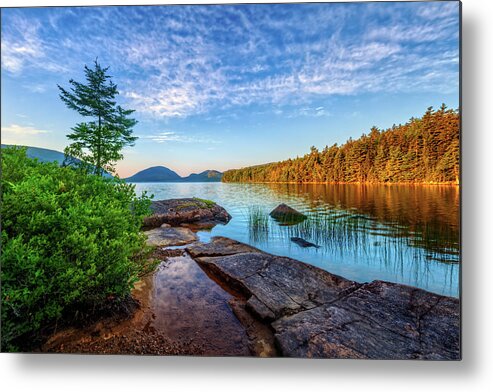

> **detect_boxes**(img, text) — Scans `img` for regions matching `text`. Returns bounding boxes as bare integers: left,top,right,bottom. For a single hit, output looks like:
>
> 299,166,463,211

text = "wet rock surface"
193,251,358,321
187,236,264,258
187,237,460,360
143,198,232,229
145,226,198,247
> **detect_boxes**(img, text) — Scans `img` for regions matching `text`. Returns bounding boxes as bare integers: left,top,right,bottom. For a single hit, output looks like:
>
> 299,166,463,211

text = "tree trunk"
97,115,102,176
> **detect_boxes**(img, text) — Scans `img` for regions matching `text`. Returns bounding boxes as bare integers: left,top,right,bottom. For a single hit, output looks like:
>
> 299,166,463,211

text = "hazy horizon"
1,2,459,178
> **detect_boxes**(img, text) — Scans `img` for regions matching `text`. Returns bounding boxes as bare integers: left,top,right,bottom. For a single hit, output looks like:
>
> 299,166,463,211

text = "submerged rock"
290,237,320,248
143,198,232,229
179,222,216,230
186,237,460,360
145,227,198,247
269,203,307,225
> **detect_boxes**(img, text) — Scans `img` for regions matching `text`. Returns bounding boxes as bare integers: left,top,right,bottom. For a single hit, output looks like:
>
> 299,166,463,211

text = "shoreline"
127,180,460,186
221,181,459,186
43,234,460,358
41,199,460,358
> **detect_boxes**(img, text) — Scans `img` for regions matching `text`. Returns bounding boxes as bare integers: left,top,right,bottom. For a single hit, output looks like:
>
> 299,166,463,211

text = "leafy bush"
1,147,151,351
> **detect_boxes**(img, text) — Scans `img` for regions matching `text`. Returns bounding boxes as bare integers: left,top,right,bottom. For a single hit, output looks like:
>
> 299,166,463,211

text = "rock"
189,238,359,320
228,298,278,357
186,236,460,359
272,281,460,360
269,204,306,225
187,236,263,258
290,237,320,248
160,223,171,228
143,198,232,229
151,247,186,259
145,227,198,247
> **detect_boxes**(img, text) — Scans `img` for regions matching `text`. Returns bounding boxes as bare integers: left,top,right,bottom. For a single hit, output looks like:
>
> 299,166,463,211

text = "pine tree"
222,106,459,185
58,59,137,176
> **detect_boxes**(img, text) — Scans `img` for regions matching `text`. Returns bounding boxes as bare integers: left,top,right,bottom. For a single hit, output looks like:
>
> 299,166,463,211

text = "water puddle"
143,253,252,356
43,252,258,356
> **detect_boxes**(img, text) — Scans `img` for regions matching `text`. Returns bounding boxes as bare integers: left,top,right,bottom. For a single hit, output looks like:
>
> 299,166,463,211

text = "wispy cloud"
138,131,220,144
367,23,456,43
2,3,459,117
22,83,48,93
1,14,69,74
2,124,51,135
282,106,331,118
1,17,43,73
416,1,459,20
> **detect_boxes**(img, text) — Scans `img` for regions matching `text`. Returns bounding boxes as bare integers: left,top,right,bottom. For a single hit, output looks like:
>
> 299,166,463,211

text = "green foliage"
174,198,215,210
223,106,460,184
1,147,151,351
193,197,216,208
58,59,137,176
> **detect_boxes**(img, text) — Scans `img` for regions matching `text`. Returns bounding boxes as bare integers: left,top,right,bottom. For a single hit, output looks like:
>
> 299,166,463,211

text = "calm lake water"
133,182,460,297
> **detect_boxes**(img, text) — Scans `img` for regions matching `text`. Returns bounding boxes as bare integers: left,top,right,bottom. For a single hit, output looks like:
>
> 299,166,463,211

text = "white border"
2,1,492,391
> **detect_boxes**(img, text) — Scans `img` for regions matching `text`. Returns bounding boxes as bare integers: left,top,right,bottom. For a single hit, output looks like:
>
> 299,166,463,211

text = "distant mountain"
125,166,182,182
182,170,223,182
1,144,71,165
125,167,223,182
2,145,222,183
1,144,112,178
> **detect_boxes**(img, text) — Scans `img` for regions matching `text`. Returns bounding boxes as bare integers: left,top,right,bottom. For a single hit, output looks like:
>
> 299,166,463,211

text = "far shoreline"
129,180,459,186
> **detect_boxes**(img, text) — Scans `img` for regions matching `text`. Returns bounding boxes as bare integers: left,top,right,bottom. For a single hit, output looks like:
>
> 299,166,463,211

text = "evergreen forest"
222,106,460,184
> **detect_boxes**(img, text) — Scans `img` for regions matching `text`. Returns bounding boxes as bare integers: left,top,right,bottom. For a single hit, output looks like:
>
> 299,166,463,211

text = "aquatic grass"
133,182,459,296
245,205,459,272
247,206,270,244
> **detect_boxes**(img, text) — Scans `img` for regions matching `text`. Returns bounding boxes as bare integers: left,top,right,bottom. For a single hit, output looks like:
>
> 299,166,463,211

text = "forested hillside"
223,106,459,184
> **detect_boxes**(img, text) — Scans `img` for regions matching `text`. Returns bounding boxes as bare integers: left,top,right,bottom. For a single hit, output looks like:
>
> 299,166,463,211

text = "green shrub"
1,147,151,351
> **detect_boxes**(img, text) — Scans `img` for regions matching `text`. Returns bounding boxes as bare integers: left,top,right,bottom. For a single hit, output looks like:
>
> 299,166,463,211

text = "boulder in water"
143,198,232,229
269,204,306,225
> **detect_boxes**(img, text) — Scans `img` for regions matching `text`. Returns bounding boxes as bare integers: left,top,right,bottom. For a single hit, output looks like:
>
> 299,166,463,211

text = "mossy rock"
143,198,232,228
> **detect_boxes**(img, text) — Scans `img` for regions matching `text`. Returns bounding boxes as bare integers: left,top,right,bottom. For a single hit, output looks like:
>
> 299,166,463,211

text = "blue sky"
1,2,460,177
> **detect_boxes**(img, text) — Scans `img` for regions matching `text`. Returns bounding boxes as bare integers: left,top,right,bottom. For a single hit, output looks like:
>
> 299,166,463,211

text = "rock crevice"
187,237,460,360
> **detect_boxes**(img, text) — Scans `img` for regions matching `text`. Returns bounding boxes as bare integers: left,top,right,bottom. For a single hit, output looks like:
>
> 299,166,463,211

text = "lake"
133,182,460,297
